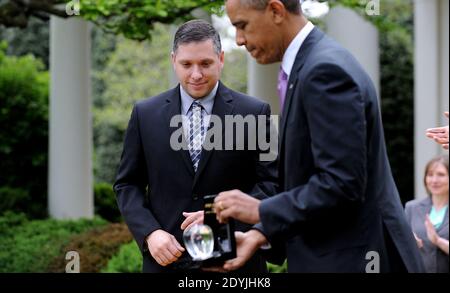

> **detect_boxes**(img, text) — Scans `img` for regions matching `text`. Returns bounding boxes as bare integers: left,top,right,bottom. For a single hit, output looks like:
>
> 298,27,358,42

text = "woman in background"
405,155,449,273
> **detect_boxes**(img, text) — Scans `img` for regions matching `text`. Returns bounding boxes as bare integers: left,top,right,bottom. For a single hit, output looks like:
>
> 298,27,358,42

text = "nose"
191,66,202,80
236,30,246,47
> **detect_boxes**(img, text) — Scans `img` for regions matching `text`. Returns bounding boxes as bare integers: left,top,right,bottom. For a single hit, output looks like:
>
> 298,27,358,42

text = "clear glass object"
183,224,214,261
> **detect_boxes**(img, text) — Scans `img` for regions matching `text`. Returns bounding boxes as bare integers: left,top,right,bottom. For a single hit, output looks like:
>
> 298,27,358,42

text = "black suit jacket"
114,82,277,272
257,28,425,272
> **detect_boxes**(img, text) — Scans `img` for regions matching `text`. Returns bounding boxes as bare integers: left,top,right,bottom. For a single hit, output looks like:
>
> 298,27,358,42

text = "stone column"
49,16,93,219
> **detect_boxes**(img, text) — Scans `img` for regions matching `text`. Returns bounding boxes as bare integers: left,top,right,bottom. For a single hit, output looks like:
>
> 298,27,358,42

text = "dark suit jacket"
114,82,277,272
405,197,449,273
256,28,425,272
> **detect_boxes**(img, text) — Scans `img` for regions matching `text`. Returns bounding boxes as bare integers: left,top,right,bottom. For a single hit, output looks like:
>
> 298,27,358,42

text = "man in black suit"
213,0,425,272
114,19,277,272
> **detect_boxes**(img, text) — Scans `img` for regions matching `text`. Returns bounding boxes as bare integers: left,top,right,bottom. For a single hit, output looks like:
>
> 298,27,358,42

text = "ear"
267,0,286,24
171,51,176,68
219,51,225,69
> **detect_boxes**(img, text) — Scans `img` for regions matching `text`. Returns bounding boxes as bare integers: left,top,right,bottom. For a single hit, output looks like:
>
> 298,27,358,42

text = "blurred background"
0,0,448,272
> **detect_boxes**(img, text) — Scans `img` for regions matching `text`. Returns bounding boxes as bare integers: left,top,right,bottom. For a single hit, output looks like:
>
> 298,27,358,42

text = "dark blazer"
405,197,449,273
114,82,278,273
257,28,425,272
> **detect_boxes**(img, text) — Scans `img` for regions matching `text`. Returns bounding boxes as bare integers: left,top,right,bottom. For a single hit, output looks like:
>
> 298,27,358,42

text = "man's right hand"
146,229,185,266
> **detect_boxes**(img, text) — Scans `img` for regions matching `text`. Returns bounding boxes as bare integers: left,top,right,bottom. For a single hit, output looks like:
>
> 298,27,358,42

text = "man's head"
172,19,224,99
226,0,304,64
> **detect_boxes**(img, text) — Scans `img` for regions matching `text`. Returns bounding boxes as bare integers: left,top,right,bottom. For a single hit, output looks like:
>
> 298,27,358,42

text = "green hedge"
267,260,287,273
102,241,142,273
0,212,107,272
0,42,49,218
47,222,133,272
94,182,122,222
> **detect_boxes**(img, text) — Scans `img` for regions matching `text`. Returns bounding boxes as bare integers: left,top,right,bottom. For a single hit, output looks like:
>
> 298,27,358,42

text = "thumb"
172,237,185,252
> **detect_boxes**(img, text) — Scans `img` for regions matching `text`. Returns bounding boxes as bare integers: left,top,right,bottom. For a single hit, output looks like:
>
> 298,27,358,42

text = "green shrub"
0,187,30,213
0,211,28,237
0,212,107,272
94,182,122,222
0,42,49,218
47,223,133,273
267,260,287,273
102,241,142,273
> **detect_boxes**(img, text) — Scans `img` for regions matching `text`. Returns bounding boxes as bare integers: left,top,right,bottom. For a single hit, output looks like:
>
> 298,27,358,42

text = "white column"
49,16,93,219
414,0,443,198
247,57,280,115
325,6,380,98
439,0,449,125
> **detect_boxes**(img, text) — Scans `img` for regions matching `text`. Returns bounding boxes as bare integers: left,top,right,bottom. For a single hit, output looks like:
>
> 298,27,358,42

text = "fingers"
181,212,196,230
443,144,449,150
427,127,447,133
148,231,184,266
223,258,244,271
202,266,228,273
444,112,449,119
181,211,204,230
171,236,185,253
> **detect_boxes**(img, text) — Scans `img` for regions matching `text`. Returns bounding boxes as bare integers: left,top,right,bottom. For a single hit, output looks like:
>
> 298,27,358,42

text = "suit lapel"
192,82,234,188
279,27,325,153
163,85,195,177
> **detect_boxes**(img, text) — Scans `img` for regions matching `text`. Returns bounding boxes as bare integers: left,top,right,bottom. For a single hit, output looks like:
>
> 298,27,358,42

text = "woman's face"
425,162,449,197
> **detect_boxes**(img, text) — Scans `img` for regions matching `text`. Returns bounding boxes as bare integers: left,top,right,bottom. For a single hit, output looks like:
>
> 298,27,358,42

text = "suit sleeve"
404,201,413,225
113,105,162,252
259,62,367,241
249,103,279,200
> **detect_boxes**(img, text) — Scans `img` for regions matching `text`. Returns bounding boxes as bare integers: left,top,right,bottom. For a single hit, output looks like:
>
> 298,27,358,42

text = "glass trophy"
178,194,236,269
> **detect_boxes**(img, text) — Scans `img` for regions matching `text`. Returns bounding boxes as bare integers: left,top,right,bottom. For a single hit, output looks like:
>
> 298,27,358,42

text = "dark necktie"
188,101,205,171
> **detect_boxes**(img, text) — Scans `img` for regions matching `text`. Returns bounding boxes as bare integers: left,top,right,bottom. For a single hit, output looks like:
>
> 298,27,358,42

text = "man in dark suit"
113,19,277,272
213,0,425,272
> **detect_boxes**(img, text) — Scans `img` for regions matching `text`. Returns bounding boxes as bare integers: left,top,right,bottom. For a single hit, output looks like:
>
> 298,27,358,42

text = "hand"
413,232,423,249
214,189,261,224
223,230,268,271
181,211,204,230
146,229,185,266
426,112,449,150
425,214,440,246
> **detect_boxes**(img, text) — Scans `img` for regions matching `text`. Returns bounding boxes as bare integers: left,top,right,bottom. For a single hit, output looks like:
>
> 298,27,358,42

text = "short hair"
240,0,301,14
173,19,222,55
423,154,449,196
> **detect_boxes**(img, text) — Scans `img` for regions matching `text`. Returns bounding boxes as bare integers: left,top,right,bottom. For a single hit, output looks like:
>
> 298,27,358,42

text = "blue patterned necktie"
188,101,205,172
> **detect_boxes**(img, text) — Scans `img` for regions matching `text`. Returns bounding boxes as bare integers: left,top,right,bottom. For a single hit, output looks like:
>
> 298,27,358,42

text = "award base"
175,194,237,271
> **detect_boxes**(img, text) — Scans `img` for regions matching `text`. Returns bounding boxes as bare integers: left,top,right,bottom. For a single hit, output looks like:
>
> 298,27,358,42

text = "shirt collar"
180,82,218,115
281,21,315,77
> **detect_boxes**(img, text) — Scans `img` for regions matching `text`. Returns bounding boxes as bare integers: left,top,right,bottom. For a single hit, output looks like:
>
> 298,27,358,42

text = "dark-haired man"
114,19,277,272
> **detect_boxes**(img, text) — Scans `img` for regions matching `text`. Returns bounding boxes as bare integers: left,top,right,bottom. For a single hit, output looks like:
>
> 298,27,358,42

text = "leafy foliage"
267,260,287,273
0,212,107,272
0,43,49,218
47,222,133,272
94,182,122,222
0,18,50,68
102,241,142,273
93,23,171,183
79,0,222,40
378,0,414,203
